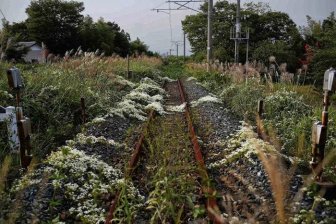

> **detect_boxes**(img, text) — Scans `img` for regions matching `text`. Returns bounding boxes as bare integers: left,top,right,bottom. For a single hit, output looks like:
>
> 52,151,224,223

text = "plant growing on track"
108,77,167,120
142,116,205,223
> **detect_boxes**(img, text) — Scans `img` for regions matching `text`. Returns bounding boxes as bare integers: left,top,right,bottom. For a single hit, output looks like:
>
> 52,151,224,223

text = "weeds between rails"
111,80,224,223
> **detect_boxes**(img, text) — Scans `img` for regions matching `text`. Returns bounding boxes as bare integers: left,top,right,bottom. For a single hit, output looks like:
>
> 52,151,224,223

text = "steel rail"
105,110,155,224
177,79,225,224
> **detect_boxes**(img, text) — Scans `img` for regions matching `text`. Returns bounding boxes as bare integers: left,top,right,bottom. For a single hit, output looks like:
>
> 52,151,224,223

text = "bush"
160,56,186,79
264,90,312,119
220,80,265,120
309,48,336,86
263,90,313,157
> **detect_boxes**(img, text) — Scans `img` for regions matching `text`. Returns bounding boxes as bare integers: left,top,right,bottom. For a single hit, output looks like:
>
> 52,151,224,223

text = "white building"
17,41,44,63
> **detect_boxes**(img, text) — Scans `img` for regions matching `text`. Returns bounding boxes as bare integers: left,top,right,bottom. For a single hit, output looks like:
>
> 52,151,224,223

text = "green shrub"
160,56,186,79
309,48,336,86
220,80,265,120
263,90,313,157
264,90,312,119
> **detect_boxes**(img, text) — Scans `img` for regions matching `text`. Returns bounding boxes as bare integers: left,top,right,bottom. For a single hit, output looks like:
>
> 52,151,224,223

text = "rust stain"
105,110,155,224
177,79,225,224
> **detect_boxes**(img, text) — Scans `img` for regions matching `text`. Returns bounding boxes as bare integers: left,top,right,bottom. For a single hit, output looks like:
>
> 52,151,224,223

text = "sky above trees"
0,0,335,54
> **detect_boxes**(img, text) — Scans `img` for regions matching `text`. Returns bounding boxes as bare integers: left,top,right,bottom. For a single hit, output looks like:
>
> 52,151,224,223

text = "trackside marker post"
311,68,336,181
6,67,33,169
0,106,20,151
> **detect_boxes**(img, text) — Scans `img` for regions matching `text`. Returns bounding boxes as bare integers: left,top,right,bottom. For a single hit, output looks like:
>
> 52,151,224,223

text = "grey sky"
0,0,335,54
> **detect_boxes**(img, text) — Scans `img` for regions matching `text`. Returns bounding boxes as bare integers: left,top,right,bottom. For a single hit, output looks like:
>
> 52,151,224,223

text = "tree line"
0,0,155,61
183,1,336,80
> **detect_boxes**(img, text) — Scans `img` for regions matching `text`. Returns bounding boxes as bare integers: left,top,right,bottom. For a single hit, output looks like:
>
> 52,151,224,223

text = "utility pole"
246,37,249,69
172,41,182,57
235,0,241,64
207,0,213,72
230,0,249,65
184,32,186,59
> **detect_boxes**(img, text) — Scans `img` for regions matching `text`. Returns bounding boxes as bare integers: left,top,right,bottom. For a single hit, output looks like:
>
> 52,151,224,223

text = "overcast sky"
0,0,335,55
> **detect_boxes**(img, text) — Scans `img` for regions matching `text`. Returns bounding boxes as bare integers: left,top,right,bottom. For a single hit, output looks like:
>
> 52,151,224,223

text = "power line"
152,0,212,67
152,1,205,13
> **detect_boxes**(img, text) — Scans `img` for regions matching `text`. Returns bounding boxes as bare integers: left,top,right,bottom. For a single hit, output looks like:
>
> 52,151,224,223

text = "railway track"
182,79,278,223
105,79,225,223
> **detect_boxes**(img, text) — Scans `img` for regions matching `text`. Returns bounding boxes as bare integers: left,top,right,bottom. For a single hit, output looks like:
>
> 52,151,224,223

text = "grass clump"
143,115,204,223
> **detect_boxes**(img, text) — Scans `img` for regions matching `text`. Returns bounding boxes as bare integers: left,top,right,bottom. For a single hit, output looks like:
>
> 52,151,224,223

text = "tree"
26,0,84,54
79,17,130,56
252,40,298,71
182,0,303,64
301,13,336,84
0,21,28,61
130,38,148,55
310,48,336,84
7,22,30,41
106,22,130,56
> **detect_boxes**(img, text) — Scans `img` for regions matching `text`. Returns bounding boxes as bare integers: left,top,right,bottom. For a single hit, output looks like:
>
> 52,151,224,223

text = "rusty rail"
177,79,225,224
105,110,155,224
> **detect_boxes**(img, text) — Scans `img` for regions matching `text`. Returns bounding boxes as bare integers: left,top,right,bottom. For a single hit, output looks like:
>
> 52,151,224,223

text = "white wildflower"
145,102,166,115
91,117,106,124
161,76,175,82
186,77,197,82
191,95,221,107
115,75,136,88
166,103,186,113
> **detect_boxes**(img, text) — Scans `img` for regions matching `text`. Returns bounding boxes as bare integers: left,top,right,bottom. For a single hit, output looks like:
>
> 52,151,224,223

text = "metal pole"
246,40,249,68
176,43,179,57
235,0,241,64
246,29,249,69
207,0,213,72
184,32,186,59
127,54,130,78
127,54,130,73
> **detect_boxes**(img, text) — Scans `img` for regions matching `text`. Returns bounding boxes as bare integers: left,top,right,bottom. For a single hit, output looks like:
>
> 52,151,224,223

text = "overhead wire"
153,1,204,53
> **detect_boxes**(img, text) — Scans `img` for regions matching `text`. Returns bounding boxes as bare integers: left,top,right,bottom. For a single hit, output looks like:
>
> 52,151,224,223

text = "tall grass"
0,55,163,203
0,155,12,193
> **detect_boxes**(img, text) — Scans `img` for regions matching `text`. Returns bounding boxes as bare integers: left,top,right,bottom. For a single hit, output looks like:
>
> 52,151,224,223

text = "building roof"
17,41,40,48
